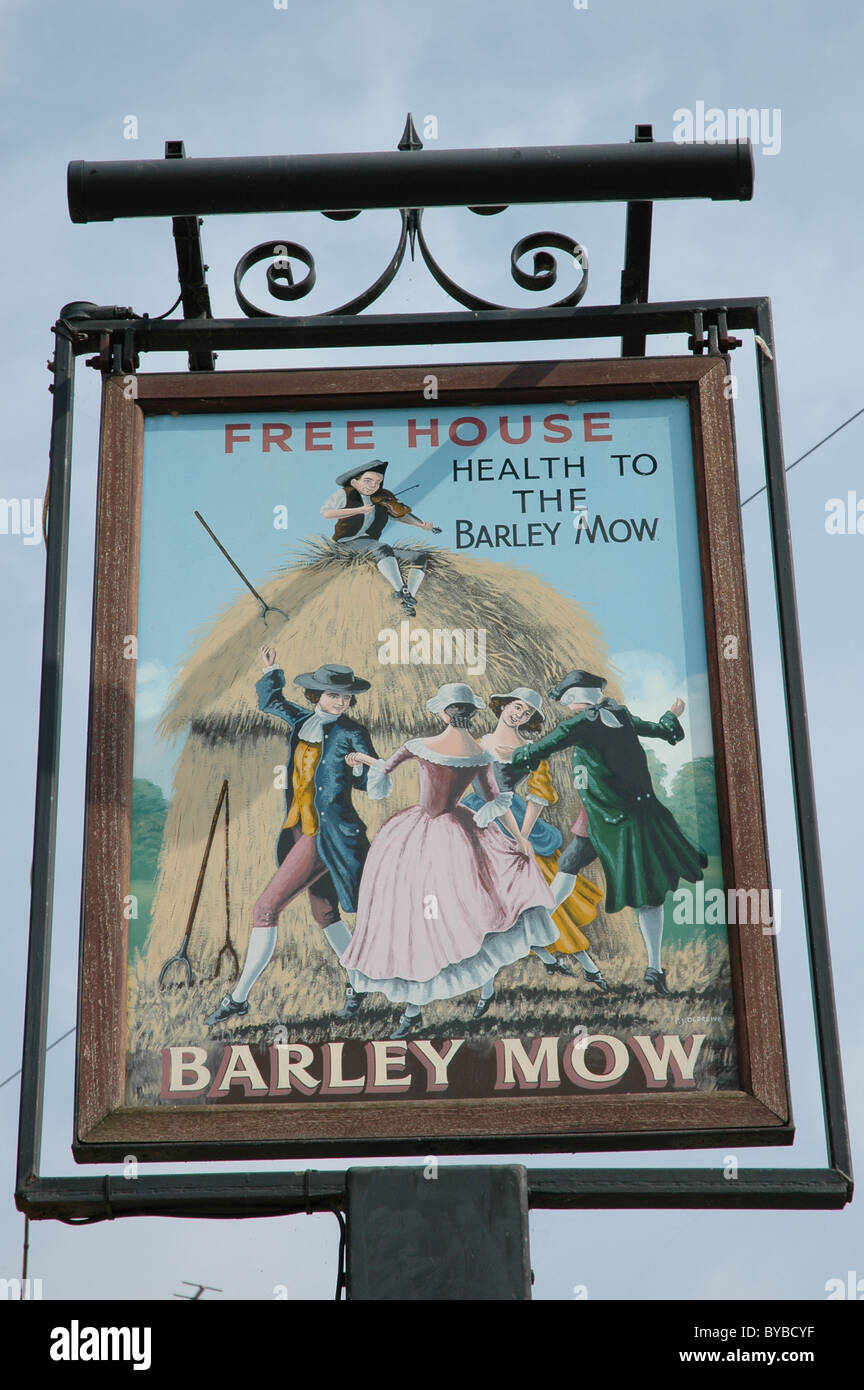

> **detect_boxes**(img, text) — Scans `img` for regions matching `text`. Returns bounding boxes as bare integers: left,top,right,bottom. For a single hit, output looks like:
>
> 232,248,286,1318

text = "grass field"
127,929,737,1102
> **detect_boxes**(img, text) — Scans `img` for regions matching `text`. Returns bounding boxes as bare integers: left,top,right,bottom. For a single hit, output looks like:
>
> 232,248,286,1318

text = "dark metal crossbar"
22,1168,851,1223
68,138,753,223
66,298,760,357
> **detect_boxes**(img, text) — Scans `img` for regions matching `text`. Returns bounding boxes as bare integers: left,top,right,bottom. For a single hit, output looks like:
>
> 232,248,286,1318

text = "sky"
1,0,862,1303
133,398,711,796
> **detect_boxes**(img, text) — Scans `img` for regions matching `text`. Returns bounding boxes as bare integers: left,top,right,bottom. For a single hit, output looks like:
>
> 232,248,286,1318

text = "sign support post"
344,1166,532,1301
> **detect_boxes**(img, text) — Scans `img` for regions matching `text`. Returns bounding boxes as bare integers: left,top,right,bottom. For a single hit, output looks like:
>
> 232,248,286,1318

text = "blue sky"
134,400,714,797
139,400,701,666
2,0,862,1303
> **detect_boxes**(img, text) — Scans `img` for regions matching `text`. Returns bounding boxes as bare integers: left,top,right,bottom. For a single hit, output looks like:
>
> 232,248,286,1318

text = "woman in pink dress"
341,682,559,1037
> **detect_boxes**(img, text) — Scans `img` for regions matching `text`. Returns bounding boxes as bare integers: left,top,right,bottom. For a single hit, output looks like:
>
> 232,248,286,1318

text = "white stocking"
233,926,277,1003
574,948,599,974
550,872,576,908
323,921,352,956
376,554,404,592
407,566,426,596
638,905,664,972
480,977,495,1000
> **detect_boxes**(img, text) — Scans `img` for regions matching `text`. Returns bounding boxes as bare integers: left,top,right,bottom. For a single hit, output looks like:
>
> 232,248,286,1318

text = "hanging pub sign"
76,357,790,1160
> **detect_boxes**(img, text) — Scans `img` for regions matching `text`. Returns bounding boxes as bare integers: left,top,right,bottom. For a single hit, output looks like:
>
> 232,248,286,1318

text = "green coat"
511,704,707,912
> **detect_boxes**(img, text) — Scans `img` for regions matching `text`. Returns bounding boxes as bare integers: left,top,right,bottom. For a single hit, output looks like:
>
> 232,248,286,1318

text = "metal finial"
398,113,423,152
407,209,420,262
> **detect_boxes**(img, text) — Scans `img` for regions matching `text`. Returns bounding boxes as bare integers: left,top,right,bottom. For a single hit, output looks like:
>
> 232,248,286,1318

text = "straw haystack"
139,539,642,1036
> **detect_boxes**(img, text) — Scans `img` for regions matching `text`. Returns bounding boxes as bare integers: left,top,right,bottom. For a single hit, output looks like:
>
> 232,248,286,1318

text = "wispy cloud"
611,648,713,790
135,660,173,722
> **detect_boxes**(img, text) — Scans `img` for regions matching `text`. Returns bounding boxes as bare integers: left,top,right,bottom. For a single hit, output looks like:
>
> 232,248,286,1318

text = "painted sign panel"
76,359,789,1158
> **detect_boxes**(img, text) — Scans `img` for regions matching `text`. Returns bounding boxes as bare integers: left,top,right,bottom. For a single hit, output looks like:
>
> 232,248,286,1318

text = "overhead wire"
0,1025,76,1090
740,404,864,508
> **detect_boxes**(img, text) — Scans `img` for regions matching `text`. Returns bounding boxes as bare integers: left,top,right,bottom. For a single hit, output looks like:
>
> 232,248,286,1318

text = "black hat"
547,669,607,701
294,663,371,694
334,459,388,489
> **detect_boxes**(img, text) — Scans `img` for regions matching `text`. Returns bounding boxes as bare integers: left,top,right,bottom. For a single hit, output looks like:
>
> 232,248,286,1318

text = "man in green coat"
511,669,708,996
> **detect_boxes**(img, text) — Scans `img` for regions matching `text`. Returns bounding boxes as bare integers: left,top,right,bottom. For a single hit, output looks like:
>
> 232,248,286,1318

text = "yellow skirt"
535,856,604,953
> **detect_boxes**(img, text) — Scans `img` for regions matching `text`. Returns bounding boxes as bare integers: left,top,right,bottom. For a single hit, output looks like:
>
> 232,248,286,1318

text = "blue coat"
256,669,378,914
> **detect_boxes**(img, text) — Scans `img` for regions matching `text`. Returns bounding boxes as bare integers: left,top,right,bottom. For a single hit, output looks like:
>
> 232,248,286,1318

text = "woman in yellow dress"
462,687,610,991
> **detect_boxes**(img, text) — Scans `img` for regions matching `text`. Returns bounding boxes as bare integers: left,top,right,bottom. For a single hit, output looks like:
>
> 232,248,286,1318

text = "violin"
369,487,442,533
371,487,413,519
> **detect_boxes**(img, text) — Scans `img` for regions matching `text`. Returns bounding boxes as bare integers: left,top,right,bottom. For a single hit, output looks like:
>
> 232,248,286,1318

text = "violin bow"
385,483,442,533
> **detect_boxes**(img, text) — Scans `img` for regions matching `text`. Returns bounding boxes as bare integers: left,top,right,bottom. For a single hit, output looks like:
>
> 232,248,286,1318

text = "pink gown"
340,739,558,1005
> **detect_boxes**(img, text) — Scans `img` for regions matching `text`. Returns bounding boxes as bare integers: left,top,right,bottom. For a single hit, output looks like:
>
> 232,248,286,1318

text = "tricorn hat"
294,663,371,694
547,669,607,701
334,459,388,489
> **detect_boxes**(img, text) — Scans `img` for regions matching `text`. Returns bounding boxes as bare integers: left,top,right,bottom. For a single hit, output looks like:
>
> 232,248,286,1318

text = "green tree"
667,757,721,856
131,778,168,882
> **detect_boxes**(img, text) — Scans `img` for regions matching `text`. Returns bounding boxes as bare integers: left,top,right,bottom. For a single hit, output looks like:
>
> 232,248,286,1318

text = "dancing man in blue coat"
205,648,378,1025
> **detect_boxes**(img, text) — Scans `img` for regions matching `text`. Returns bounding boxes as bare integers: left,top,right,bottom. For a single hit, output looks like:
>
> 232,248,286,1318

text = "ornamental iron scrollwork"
232,113,588,319
234,210,411,318
232,215,588,319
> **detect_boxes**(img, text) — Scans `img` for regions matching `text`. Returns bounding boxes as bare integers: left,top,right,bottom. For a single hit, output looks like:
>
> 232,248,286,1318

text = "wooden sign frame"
75,355,791,1161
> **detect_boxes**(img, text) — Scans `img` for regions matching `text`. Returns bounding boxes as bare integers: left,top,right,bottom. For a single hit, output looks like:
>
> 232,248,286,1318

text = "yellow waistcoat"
284,740,321,836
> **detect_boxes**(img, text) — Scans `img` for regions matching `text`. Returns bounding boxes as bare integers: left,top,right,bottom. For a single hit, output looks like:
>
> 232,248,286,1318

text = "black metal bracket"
79,140,217,374
165,140,215,372
16,124,849,1221
229,116,590,321
689,307,743,356
67,116,758,360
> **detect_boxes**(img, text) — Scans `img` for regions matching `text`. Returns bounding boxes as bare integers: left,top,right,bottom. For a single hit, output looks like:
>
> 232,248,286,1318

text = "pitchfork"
159,779,236,988
194,511,291,624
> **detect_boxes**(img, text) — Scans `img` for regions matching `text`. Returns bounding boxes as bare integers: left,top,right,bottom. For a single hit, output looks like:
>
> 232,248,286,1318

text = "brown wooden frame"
75,356,791,1161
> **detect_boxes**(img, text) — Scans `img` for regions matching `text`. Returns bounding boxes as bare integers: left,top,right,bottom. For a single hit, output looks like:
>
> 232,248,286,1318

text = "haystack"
142,539,637,1018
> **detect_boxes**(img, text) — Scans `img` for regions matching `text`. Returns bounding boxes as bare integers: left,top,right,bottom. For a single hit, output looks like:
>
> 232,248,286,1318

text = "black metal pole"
165,139,215,373
754,300,852,1183
620,125,655,357
16,326,75,1190
68,140,754,223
